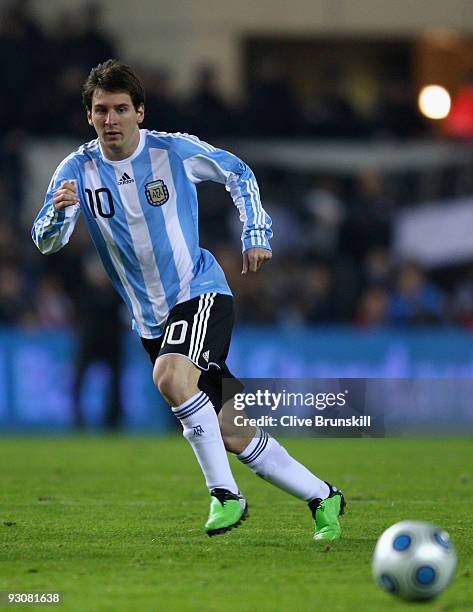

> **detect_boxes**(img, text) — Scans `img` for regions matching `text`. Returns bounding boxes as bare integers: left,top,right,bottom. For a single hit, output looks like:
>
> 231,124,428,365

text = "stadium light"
418,85,451,120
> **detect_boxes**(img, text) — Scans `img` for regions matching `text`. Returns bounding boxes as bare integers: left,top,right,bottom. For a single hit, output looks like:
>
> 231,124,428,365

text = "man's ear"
87,110,93,126
137,103,145,125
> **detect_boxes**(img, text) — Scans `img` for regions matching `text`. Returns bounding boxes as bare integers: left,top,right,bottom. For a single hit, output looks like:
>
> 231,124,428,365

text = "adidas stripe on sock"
237,427,329,501
172,391,239,495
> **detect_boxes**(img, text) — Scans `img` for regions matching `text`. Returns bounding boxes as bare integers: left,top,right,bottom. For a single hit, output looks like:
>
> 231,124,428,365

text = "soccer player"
32,60,345,540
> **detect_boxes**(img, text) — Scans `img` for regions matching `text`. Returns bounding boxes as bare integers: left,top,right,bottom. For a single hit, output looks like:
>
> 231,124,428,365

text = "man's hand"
53,180,79,211
242,247,272,274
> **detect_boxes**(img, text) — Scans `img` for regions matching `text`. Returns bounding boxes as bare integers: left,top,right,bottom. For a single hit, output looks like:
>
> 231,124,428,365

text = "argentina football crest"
145,179,169,206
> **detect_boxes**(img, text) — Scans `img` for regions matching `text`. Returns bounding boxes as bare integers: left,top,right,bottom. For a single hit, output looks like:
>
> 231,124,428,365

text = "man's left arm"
182,143,273,273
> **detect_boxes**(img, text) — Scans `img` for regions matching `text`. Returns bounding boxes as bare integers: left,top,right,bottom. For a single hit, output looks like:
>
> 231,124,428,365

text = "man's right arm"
31,158,81,255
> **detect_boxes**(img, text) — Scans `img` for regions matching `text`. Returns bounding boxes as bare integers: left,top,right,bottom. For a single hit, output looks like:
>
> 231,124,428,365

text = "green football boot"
205,488,248,537
309,482,346,542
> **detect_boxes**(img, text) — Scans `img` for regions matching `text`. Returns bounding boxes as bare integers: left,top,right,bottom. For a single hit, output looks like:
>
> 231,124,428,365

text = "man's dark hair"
82,59,145,111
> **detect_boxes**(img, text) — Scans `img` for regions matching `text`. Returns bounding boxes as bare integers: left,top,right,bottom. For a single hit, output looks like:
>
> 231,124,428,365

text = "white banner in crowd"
394,197,473,267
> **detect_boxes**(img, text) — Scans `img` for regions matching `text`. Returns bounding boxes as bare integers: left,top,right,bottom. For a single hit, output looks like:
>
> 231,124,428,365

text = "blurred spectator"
0,0,45,132
49,10,82,69
272,260,307,326
213,244,242,290
451,264,473,327
73,256,124,430
0,263,31,325
34,273,74,329
346,169,394,259
389,262,446,325
56,66,91,139
142,67,185,133
234,269,277,323
303,262,341,322
280,262,341,324
332,257,360,320
245,56,302,137
34,65,91,139
303,177,345,259
0,220,22,264
186,65,234,138
361,248,393,288
0,132,26,225
356,286,389,327
305,66,368,139
70,2,117,72
36,218,91,300
199,183,235,249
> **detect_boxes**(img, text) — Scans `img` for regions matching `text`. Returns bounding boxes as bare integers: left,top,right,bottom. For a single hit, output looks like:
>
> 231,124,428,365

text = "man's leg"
153,354,247,535
219,403,345,540
219,406,329,500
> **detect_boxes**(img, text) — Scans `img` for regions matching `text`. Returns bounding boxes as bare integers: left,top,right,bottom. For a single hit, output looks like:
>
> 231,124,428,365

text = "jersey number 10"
85,188,116,218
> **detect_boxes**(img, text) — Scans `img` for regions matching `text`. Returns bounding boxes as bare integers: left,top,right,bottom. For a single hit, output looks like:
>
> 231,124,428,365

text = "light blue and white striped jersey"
32,130,272,339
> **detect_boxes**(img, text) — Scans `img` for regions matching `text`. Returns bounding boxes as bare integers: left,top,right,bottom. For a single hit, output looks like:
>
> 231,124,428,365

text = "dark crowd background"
1,0,473,338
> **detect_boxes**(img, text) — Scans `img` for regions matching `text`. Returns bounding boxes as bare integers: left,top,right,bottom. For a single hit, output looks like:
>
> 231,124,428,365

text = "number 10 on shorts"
163,320,188,345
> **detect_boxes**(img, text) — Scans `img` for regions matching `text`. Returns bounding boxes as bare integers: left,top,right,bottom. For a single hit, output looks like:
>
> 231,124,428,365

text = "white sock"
237,428,329,501
172,391,239,495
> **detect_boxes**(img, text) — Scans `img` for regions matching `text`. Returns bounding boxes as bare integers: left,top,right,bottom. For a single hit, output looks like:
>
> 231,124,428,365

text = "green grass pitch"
0,437,472,611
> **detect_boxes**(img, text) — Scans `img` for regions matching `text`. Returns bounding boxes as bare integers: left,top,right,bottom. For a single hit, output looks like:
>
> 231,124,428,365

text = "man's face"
87,88,144,160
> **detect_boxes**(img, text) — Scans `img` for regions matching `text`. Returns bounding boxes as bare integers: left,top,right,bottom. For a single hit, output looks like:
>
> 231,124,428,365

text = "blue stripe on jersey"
131,154,181,307
95,161,161,329
189,250,232,300
84,205,137,322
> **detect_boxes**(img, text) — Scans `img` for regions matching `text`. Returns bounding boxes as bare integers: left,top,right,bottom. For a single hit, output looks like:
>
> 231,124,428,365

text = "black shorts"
141,293,243,412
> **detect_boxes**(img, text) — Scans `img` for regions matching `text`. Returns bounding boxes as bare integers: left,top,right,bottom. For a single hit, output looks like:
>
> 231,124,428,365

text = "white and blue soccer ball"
372,520,456,601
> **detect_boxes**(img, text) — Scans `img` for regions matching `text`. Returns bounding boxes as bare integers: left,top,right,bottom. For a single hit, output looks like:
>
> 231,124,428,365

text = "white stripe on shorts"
189,293,216,363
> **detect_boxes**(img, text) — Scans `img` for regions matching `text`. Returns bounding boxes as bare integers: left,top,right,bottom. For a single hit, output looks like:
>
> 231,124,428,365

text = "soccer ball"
372,520,456,601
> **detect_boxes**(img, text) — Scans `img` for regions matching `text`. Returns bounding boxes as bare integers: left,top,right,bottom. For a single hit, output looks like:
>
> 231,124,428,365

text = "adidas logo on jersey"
118,172,134,185
202,350,210,362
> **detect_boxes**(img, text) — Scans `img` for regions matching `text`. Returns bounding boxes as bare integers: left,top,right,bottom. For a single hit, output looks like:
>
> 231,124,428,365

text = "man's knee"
153,355,200,405
154,365,180,400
